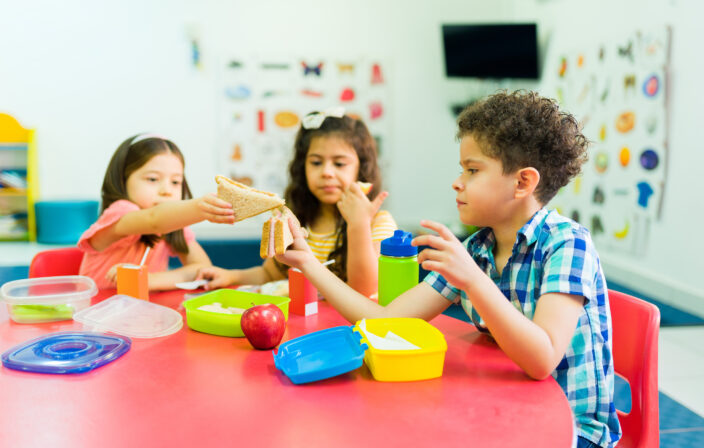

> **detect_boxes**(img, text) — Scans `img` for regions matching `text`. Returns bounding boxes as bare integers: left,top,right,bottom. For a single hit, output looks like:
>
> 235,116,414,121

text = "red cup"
288,268,318,316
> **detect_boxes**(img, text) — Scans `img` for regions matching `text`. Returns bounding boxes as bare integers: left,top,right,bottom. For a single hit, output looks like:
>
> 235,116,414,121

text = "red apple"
241,303,286,350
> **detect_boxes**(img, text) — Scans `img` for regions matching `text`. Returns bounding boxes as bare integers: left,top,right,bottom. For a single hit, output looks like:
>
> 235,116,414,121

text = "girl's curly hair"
282,114,381,282
457,90,589,204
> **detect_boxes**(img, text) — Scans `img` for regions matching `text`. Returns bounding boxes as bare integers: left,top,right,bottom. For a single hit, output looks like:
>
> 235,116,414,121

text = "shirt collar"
466,207,550,252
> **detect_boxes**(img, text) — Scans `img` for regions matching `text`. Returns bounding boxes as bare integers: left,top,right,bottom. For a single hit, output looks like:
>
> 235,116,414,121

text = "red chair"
609,289,660,448
28,247,84,278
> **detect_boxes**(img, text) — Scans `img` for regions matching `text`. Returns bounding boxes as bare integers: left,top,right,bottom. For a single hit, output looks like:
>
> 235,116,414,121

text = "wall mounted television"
442,24,539,79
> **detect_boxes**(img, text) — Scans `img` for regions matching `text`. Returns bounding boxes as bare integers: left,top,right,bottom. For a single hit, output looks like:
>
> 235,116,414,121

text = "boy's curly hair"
456,90,588,204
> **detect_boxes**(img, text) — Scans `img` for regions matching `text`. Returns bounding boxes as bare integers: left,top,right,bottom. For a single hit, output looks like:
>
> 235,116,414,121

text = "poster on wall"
545,26,671,255
216,56,392,197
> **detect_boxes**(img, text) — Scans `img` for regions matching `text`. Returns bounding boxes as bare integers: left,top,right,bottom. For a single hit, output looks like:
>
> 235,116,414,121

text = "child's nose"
158,182,172,195
452,177,464,192
322,162,335,177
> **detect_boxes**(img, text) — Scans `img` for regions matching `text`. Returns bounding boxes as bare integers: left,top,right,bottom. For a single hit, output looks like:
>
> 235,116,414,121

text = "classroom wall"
509,0,704,313
2,0,702,311
0,0,520,236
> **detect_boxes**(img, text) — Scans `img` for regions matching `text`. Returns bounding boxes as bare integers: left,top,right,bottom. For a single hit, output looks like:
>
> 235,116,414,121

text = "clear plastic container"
0,275,98,323
73,294,183,338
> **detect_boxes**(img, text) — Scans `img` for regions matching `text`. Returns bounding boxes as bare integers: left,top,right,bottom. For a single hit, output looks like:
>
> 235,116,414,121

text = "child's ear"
514,167,540,199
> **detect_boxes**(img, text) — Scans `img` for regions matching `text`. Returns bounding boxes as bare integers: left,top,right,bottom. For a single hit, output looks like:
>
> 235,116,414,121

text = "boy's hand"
275,215,317,271
195,266,236,291
337,183,388,227
412,220,480,291
195,194,236,224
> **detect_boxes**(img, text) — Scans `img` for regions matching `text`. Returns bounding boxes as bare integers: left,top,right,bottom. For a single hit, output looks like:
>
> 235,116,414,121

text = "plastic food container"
183,289,290,337
73,294,183,338
0,275,98,323
354,318,447,382
273,326,368,384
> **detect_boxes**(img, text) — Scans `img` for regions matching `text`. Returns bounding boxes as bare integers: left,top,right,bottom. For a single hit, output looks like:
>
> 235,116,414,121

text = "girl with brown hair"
78,134,235,290
198,109,396,297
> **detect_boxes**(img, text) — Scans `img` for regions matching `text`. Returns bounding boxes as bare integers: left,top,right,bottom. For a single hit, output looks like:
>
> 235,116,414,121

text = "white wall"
2,0,702,310
0,0,517,235
506,0,704,313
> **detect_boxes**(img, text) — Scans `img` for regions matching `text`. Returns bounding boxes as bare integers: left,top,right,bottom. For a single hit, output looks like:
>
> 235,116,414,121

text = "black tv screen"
442,24,539,79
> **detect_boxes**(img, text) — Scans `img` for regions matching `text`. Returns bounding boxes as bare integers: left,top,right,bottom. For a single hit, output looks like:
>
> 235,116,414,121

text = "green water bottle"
378,230,419,306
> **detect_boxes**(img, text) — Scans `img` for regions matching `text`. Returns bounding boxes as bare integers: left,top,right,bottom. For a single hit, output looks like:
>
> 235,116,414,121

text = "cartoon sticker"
592,186,605,204
274,111,300,128
371,63,384,84
636,181,654,208
302,62,323,76
613,220,630,239
595,152,608,173
643,74,660,97
591,216,605,235
225,85,252,100
615,111,635,133
369,102,384,120
340,88,355,102
619,147,630,167
640,149,659,170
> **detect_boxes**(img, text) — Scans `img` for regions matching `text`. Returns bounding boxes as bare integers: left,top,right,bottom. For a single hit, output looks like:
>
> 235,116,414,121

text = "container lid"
73,294,183,338
273,326,368,385
0,275,97,305
380,230,417,257
1,331,131,374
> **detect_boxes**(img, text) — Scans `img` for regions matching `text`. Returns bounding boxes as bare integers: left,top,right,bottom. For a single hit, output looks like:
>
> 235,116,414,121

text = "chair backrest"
608,289,660,448
28,247,84,278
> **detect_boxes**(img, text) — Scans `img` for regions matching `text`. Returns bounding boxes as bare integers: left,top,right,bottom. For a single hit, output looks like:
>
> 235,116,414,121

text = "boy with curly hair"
279,91,621,448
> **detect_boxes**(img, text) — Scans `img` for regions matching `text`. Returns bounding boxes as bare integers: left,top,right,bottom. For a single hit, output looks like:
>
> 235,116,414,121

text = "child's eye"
147,177,159,182
335,163,346,168
309,161,322,166
172,180,182,186
465,168,478,174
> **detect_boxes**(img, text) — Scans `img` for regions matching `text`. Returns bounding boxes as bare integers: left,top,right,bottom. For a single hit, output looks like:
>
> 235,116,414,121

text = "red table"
0,290,574,447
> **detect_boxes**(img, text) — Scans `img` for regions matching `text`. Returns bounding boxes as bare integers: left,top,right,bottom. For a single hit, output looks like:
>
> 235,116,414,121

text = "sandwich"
260,208,294,259
357,181,372,194
215,175,285,221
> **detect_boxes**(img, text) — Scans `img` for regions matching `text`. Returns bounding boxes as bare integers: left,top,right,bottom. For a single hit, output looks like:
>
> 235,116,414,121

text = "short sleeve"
423,270,462,303
371,210,397,242
539,230,600,304
77,200,140,253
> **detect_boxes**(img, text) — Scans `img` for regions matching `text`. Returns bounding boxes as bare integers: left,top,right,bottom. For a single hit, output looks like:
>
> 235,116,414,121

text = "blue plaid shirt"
424,208,621,447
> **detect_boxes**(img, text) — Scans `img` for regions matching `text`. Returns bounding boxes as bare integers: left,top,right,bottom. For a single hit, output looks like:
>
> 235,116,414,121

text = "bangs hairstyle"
456,90,589,204
101,135,193,254
283,114,381,281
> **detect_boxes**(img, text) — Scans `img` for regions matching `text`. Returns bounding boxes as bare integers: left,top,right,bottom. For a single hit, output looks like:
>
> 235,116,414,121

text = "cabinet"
0,113,37,241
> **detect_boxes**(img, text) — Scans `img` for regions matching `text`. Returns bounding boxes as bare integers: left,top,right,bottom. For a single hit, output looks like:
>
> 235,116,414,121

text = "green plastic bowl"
182,289,290,337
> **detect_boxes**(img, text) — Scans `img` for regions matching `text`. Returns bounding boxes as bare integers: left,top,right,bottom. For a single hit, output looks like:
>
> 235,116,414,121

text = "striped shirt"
306,210,397,264
424,208,621,447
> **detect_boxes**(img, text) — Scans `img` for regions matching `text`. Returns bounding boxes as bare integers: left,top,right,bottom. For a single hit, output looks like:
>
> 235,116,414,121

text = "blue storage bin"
35,200,99,244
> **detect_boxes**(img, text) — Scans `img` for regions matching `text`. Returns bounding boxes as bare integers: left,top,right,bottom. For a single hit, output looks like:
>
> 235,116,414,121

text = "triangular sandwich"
215,175,285,222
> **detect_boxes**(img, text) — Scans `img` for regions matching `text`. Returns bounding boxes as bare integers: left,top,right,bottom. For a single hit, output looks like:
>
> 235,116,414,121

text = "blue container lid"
1,331,131,374
273,326,368,384
380,230,417,257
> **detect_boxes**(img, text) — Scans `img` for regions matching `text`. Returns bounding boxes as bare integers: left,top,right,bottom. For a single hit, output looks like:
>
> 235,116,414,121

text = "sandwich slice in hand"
357,181,372,194
260,208,295,259
215,175,285,221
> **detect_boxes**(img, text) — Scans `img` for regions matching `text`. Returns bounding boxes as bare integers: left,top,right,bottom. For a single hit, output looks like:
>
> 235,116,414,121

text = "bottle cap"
380,230,417,257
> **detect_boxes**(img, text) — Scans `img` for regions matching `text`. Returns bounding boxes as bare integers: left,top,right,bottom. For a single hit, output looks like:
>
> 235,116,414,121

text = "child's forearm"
231,265,280,286
462,274,574,380
140,199,204,235
148,263,208,290
345,223,379,296
301,259,389,322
